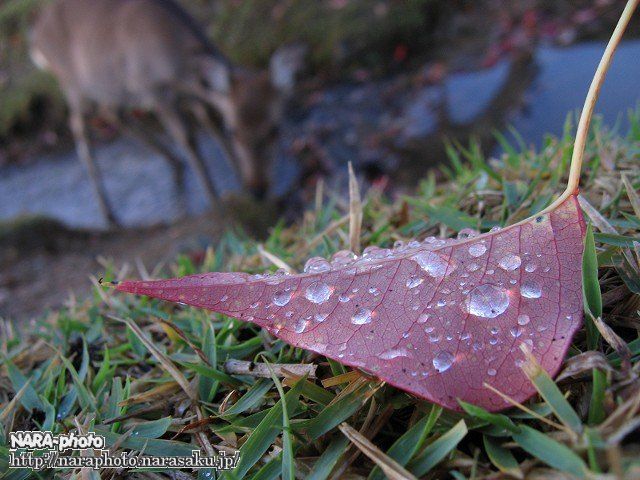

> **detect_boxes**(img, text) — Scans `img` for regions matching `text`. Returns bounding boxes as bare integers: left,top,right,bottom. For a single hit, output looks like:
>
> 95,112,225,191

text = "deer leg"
155,103,219,206
116,114,188,212
69,107,118,227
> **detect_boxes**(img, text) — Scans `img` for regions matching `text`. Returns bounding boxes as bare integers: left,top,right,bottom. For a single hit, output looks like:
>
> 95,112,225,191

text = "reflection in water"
1,40,639,229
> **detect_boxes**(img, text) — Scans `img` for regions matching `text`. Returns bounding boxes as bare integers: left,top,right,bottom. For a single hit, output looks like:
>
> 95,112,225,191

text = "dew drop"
393,240,406,250
487,368,497,376
406,275,424,289
432,351,454,373
351,307,372,325
467,263,480,272
510,326,522,338
331,250,357,267
304,257,331,273
411,251,449,277
418,313,430,323
464,284,509,318
339,294,350,303
305,282,332,304
468,243,487,257
314,313,328,322
380,347,409,360
499,254,521,271
517,314,530,325
273,290,292,306
521,280,542,299
524,263,537,273
220,295,229,302
293,318,309,333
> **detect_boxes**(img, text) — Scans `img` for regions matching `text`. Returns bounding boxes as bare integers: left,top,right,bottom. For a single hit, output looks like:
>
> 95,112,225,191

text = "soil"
0,198,282,322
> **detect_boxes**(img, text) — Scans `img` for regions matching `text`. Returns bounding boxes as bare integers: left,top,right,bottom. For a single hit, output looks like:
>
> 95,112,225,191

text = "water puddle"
2,40,639,229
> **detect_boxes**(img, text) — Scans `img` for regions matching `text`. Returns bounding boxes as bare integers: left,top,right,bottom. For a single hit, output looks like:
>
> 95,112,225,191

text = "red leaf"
117,195,585,411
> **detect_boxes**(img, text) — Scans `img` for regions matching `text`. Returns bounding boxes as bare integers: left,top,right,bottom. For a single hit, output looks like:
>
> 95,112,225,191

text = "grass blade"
483,435,523,479
407,420,468,476
369,405,442,480
512,425,588,478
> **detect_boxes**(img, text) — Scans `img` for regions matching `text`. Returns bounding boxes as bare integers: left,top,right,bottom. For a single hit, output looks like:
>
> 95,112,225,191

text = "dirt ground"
0,199,282,323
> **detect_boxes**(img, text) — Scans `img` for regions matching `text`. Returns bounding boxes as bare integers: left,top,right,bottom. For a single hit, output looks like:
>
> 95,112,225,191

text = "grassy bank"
1,113,639,478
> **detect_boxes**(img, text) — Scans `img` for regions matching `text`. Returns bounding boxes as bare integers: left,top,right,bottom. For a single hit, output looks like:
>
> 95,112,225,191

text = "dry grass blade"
348,161,363,254
300,214,350,256
117,382,181,407
557,351,613,381
482,382,566,431
156,318,212,367
593,317,633,371
322,370,362,388
622,173,640,217
109,315,196,400
315,177,325,215
579,194,639,270
223,359,316,378
338,422,418,480
257,244,295,274
578,194,617,234
0,380,31,423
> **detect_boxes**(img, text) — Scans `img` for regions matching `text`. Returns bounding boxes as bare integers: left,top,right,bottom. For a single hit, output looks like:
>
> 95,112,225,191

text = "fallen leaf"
115,0,640,411
116,195,584,411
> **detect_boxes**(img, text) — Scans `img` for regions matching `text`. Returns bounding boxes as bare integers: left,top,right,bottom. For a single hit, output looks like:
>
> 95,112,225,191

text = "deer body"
31,0,302,226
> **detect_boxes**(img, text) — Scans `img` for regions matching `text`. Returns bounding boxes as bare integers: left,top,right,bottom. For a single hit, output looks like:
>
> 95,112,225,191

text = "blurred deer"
30,0,304,226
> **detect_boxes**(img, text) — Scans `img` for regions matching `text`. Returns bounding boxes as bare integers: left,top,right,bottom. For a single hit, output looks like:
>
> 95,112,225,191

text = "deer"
30,0,304,227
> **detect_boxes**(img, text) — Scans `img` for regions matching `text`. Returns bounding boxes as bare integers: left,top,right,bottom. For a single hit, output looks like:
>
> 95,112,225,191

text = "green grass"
1,112,640,478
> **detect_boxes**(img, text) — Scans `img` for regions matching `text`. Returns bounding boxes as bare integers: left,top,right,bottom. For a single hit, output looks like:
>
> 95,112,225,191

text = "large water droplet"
468,243,487,257
380,347,409,360
406,275,424,289
273,290,292,306
411,251,449,277
521,280,542,298
304,257,331,273
464,284,509,318
499,254,521,271
433,351,454,372
305,282,332,303
351,307,372,325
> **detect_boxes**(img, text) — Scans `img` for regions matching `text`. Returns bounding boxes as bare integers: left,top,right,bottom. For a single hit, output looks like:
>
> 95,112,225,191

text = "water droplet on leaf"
273,290,292,306
433,351,454,372
351,307,372,325
499,254,521,271
464,284,509,318
305,282,332,303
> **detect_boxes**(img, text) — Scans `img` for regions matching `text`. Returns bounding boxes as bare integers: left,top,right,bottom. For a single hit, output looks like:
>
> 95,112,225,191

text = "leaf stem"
542,0,639,213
